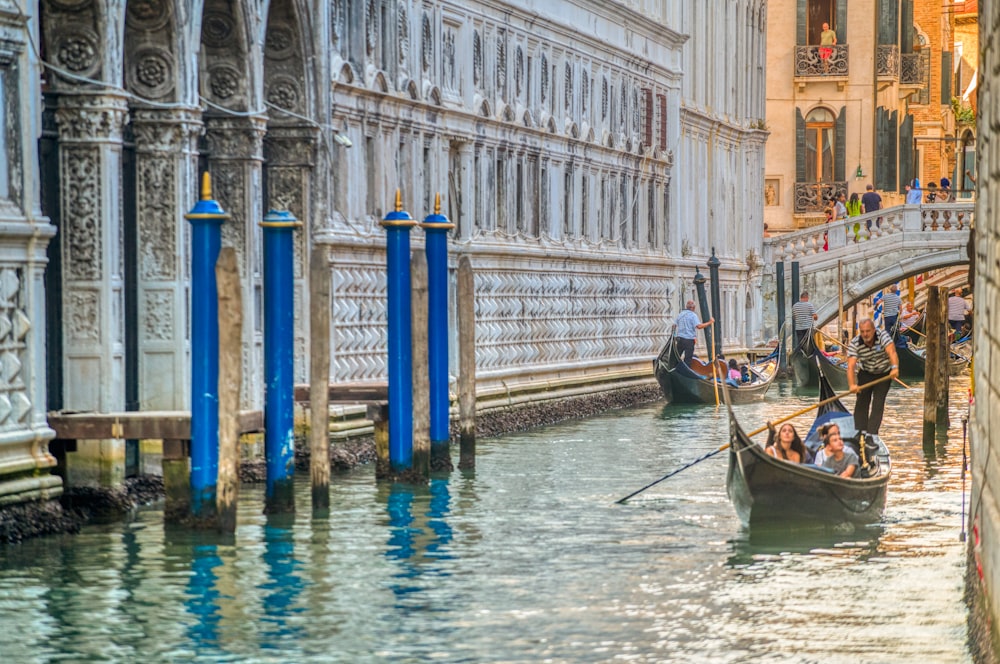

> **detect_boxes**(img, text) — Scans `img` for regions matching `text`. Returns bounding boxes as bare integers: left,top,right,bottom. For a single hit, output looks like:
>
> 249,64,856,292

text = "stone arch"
124,0,180,103
338,61,356,84
521,109,533,127
405,78,419,100
428,85,442,105
478,98,492,118
568,121,579,139
502,104,515,122
546,116,557,133
200,0,255,113
586,126,595,142
40,0,112,90
371,70,389,93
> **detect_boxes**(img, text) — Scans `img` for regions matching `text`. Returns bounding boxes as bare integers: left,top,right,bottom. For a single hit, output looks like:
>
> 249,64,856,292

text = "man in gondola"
846,318,899,438
790,291,817,349
675,300,714,366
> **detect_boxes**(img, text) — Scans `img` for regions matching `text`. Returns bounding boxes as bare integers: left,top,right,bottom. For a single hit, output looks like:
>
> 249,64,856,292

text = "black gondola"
726,374,891,528
896,338,968,378
653,328,777,405
789,329,850,391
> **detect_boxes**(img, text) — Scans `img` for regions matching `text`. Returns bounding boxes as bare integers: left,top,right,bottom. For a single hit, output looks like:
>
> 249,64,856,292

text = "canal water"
0,378,973,662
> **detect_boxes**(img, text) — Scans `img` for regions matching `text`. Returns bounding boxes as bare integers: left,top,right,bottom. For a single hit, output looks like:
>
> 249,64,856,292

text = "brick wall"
910,0,951,184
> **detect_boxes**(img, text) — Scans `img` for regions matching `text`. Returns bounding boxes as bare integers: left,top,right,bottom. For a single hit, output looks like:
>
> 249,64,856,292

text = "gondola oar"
708,324,720,407
615,374,894,504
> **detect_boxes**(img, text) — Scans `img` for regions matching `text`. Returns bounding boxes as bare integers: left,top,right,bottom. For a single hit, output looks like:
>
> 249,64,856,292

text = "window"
805,108,835,182
807,0,835,45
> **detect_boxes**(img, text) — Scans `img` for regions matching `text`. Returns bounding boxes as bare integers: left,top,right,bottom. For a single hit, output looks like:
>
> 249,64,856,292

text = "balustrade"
794,44,849,77
876,45,899,78
901,53,922,85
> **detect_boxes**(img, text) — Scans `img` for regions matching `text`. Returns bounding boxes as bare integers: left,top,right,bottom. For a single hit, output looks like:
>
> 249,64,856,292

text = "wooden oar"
708,324,720,408
614,374,894,504
817,326,912,389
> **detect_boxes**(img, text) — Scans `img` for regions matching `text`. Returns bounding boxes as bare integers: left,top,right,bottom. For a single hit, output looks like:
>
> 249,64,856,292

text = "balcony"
900,53,922,85
876,45,899,79
794,181,848,214
794,44,849,83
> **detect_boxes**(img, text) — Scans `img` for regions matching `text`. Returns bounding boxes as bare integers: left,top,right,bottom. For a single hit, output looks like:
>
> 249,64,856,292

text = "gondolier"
847,318,899,437
675,300,714,366
791,292,817,348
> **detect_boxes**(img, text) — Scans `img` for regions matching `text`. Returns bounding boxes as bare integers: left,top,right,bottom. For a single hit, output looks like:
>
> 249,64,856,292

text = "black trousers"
854,369,891,435
883,315,898,336
676,337,695,365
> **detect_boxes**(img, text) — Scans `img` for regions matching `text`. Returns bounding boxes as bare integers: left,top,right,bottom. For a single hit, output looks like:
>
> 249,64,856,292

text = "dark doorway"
40,97,62,411
808,0,835,45
123,122,139,477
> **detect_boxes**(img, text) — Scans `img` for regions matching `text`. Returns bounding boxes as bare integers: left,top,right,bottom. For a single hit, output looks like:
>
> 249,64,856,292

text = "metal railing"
794,44,849,77
900,53,922,85
794,181,848,214
876,45,899,78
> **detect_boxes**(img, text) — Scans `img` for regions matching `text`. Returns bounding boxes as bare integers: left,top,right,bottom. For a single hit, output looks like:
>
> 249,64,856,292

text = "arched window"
805,107,835,182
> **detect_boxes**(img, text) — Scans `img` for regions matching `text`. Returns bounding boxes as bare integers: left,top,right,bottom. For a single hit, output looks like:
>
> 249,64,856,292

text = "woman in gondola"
764,422,808,464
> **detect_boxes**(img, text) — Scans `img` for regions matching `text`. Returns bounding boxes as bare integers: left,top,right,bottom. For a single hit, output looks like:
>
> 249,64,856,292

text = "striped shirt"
948,295,970,322
791,300,816,331
848,329,894,373
881,292,901,317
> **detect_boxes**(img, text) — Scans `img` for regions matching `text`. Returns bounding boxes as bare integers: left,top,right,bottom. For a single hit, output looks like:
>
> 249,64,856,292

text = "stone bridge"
761,202,973,335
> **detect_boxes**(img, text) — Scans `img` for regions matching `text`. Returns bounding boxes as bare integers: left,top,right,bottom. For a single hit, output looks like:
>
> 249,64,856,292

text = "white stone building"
0,0,767,501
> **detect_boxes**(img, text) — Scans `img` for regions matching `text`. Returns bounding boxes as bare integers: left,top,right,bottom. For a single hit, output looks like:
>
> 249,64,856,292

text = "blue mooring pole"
421,194,454,469
185,173,229,518
382,192,416,472
261,209,301,513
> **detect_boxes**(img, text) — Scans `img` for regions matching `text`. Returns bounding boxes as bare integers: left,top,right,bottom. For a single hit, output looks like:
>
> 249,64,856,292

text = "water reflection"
259,513,306,647
727,524,886,569
184,539,224,649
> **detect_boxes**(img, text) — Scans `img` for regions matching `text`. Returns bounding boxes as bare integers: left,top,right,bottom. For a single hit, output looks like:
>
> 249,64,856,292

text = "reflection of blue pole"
261,210,301,513
421,196,454,465
185,173,229,518
382,193,416,472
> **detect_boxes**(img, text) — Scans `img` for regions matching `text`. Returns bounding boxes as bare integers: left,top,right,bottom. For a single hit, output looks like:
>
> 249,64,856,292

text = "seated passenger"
764,421,807,464
812,423,858,478
726,358,741,388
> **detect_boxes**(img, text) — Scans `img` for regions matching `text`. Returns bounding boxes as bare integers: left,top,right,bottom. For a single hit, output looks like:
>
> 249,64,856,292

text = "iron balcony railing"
876,45,899,78
794,44,849,77
794,181,848,214
900,53,922,85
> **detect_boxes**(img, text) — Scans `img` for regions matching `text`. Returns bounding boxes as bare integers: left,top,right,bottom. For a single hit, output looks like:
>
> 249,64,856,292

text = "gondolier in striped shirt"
790,291,818,349
847,318,899,437
880,285,902,336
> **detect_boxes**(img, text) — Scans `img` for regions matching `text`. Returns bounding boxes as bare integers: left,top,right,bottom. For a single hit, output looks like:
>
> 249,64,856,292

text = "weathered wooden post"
382,192,417,475
790,261,800,309
309,244,331,511
775,261,786,370
422,194,454,471
837,260,844,347
216,247,242,533
185,173,229,520
261,209,301,514
707,248,722,357
923,286,950,444
693,268,712,355
457,255,476,470
411,252,431,480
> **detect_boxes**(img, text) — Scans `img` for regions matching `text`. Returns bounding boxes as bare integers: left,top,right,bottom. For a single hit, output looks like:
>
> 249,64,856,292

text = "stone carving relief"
473,30,482,87
442,26,456,92
125,0,171,31
201,12,236,49
330,0,343,50
142,290,174,340
127,48,174,99
54,30,100,78
266,76,302,114
515,46,523,96
203,120,265,160
602,76,608,120
496,30,506,97
265,25,296,60
421,13,431,73
137,157,177,280
397,4,408,68
212,166,247,266
61,148,101,281
540,53,548,105
366,0,377,57
48,0,94,11
564,62,572,111
0,267,33,429
581,73,589,114
208,64,242,101
67,290,100,341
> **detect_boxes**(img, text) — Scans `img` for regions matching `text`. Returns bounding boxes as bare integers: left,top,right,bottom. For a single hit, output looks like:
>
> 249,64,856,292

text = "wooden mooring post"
457,255,476,470
216,247,242,532
410,252,431,480
923,286,950,445
309,244,331,511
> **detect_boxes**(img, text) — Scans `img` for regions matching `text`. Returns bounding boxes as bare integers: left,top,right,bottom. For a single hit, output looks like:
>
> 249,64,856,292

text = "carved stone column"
264,125,317,383
131,108,202,410
203,115,266,408
54,92,129,412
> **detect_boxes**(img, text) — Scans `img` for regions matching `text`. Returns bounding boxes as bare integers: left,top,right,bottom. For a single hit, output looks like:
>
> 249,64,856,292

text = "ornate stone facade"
6,0,766,501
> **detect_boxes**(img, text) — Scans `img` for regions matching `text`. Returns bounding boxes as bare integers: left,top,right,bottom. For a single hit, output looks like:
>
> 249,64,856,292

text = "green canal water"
0,378,974,662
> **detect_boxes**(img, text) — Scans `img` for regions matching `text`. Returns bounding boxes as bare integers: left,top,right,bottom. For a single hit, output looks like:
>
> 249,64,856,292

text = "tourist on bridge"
675,300,714,366
881,285,902,336
847,319,900,438
905,179,922,205
861,183,882,234
791,291,818,349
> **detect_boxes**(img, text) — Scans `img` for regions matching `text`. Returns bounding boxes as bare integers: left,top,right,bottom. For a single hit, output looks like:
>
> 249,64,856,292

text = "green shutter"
835,106,846,182
836,0,848,45
796,108,806,183
942,52,953,102
878,0,898,45
898,113,913,192
797,0,807,45
901,0,913,53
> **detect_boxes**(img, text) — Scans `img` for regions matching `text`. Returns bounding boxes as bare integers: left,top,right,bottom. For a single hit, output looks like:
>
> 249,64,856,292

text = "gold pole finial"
434,192,441,215
201,172,212,200
395,189,402,212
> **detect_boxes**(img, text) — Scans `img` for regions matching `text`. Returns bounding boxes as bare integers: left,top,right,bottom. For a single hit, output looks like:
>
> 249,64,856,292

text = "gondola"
789,329,849,391
653,328,777,405
725,374,891,528
896,337,969,378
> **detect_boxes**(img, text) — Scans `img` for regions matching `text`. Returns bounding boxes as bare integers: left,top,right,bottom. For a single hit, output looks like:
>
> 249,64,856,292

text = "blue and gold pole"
261,209,301,513
382,192,417,473
421,194,454,470
185,172,229,518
